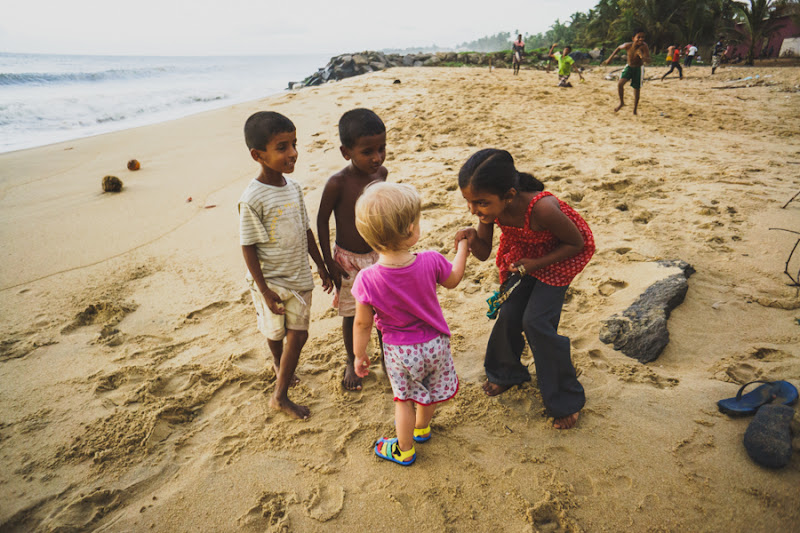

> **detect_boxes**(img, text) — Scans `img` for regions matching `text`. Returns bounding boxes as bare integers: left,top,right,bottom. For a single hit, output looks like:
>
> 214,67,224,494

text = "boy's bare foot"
553,412,579,429
614,103,625,112
273,365,300,387
482,380,513,397
269,395,310,420
342,363,363,391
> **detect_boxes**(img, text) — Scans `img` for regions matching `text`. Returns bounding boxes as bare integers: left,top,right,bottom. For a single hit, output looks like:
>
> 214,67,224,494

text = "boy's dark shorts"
620,65,643,90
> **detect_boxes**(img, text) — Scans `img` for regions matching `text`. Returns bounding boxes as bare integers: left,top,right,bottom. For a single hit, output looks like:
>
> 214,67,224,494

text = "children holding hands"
352,182,469,465
239,111,332,420
456,149,594,430
240,109,590,468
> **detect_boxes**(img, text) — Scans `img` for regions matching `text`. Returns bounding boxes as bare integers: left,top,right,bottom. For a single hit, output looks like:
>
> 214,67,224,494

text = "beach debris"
781,190,800,209
127,159,141,171
599,260,695,363
767,228,800,287
743,404,794,468
204,205,216,209
393,79,401,84
101,175,123,193
186,197,192,203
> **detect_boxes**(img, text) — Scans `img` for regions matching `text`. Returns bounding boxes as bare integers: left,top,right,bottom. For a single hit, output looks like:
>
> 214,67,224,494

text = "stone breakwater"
292,49,595,88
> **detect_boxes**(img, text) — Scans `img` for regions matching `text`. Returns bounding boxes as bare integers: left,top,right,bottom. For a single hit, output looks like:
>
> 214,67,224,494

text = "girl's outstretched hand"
454,227,477,251
354,354,370,378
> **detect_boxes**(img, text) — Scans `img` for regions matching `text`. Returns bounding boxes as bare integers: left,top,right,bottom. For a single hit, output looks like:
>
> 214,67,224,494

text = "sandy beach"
1,64,799,531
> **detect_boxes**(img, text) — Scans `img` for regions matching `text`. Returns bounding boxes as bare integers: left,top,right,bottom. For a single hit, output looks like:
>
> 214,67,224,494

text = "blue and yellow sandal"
413,425,431,443
374,437,416,466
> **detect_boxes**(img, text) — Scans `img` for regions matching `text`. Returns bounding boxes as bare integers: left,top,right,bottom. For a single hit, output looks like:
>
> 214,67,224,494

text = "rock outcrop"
290,49,583,88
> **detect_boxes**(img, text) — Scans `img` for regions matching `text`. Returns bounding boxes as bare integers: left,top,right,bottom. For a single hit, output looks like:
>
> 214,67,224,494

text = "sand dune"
1,65,799,532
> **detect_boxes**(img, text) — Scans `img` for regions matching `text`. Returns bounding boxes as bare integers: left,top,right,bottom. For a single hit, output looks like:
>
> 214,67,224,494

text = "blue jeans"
485,276,585,418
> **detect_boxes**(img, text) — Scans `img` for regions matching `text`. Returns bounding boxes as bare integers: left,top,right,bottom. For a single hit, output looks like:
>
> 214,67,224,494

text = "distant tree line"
455,0,800,65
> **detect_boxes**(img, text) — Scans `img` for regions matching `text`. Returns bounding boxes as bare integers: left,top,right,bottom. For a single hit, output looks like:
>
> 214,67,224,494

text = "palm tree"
632,0,685,53
734,0,783,64
680,0,719,45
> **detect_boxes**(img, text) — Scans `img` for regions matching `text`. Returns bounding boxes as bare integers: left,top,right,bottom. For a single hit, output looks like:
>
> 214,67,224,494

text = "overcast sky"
1,0,600,56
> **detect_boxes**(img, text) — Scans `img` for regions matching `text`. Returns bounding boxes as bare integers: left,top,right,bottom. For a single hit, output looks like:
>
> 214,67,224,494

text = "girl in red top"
456,149,594,429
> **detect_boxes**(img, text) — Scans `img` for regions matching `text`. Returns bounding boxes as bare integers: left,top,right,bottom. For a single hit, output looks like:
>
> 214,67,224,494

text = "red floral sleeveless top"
495,192,595,286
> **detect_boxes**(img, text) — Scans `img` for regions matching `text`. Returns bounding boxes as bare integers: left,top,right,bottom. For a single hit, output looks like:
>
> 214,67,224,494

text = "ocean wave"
0,67,172,86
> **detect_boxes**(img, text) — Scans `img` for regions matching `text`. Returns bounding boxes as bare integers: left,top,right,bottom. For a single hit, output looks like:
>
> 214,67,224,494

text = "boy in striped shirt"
239,111,332,420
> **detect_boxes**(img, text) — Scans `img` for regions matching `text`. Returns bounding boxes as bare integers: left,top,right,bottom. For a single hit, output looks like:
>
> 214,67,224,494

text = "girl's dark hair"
458,149,544,197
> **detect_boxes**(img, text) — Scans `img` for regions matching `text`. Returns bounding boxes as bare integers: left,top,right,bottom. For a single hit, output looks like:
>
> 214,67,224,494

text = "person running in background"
662,44,683,81
603,29,651,114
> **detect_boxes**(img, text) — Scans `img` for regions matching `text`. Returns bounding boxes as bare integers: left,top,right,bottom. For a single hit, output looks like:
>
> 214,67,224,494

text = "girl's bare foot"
342,363,363,391
269,395,310,420
553,412,579,429
614,103,625,112
482,380,513,397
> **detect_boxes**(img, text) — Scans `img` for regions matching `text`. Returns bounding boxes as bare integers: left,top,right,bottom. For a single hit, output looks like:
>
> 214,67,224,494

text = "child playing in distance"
661,44,683,81
548,43,584,87
455,149,594,430
317,108,388,392
352,182,469,465
603,29,651,114
239,111,332,420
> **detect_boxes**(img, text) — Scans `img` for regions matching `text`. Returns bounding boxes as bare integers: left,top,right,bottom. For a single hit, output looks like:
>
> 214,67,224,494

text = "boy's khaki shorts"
249,279,312,341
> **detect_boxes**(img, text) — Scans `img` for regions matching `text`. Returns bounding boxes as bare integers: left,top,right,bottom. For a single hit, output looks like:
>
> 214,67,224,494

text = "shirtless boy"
317,108,388,391
603,29,651,114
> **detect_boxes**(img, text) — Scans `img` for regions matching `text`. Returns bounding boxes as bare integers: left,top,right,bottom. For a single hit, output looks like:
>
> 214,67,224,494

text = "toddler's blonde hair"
355,182,421,252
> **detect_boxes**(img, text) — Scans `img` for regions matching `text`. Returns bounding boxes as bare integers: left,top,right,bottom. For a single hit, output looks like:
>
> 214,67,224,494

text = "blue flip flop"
717,380,798,416
374,437,416,466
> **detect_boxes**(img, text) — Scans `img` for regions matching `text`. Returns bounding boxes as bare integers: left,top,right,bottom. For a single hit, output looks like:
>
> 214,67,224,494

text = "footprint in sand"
47,489,122,531
239,491,294,531
61,301,136,335
303,485,345,522
525,490,580,532
711,346,799,383
183,300,231,321
598,279,628,296
229,349,263,374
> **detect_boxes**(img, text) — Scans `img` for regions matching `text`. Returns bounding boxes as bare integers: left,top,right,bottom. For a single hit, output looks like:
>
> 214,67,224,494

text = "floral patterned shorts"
383,335,459,405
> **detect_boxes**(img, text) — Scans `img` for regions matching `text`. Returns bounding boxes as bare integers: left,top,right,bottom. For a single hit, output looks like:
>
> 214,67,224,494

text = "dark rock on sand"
102,175,123,192
599,260,695,363
744,404,795,468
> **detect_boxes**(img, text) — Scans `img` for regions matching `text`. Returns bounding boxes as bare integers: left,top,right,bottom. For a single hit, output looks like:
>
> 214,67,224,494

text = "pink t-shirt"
351,251,453,345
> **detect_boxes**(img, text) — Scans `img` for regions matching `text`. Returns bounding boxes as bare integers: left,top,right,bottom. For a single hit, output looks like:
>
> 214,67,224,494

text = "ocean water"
0,53,330,154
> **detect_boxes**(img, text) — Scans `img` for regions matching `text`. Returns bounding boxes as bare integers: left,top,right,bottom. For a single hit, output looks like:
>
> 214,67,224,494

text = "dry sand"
1,64,799,532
